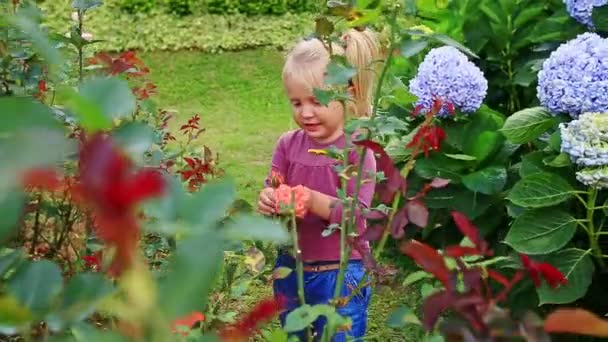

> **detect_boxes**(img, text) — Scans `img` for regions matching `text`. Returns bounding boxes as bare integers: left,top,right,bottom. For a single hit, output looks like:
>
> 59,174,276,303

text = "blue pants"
272,253,372,341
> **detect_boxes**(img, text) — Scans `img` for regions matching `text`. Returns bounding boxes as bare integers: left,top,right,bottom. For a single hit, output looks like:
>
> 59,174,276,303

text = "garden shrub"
40,1,315,53
165,0,195,16
119,0,157,14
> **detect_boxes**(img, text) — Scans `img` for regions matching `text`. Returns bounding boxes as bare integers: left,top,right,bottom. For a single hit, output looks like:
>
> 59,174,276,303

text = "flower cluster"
560,112,608,188
564,0,608,28
537,33,608,118
409,46,488,117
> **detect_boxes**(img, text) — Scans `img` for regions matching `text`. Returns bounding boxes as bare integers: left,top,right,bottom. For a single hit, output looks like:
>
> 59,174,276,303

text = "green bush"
165,0,195,16
40,1,315,53
206,0,239,14
119,0,157,14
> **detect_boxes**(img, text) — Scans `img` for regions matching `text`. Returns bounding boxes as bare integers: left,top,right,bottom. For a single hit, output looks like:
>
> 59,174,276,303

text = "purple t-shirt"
265,129,377,262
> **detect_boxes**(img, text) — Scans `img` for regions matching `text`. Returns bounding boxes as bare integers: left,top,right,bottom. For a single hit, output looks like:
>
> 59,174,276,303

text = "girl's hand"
257,187,276,216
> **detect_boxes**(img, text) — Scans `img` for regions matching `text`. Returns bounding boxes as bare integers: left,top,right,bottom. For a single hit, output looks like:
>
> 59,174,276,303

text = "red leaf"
354,140,406,203
520,254,567,288
400,240,451,290
21,168,61,190
451,211,491,255
443,246,482,258
487,270,510,287
171,311,205,336
362,224,384,242
405,200,428,228
390,207,408,239
544,309,608,337
422,290,452,330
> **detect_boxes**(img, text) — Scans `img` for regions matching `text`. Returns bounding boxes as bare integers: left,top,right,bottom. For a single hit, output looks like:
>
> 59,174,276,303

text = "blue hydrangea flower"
564,0,608,28
537,32,608,118
408,46,488,117
576,167,608,189
561,112,608,188
560,112,608,166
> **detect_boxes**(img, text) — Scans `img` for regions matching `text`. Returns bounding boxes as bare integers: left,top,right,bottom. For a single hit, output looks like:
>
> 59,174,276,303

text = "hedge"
40,1,316,53
118,0,321,16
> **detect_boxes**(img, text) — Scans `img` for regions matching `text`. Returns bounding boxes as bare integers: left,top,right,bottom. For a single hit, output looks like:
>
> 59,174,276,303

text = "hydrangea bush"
409,46,488,117
537,32,608,118
564,0,608,28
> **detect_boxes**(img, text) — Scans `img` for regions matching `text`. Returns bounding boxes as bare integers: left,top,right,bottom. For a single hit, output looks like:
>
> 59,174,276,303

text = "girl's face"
284,79,345,144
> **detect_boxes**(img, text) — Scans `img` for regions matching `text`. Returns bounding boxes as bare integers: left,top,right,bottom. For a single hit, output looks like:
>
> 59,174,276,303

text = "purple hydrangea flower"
537,32,608,118
564,0,608,28
408,46,488,118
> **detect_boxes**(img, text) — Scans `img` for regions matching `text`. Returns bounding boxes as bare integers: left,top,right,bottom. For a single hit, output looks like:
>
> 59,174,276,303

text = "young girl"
257,28,380,341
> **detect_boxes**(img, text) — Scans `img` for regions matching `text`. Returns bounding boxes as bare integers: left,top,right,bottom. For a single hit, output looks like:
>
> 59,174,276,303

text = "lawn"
141,49,423,341
142,48,296,203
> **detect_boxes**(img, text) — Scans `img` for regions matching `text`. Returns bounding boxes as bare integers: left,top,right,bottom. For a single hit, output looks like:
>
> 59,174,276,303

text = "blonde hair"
282,28,380,118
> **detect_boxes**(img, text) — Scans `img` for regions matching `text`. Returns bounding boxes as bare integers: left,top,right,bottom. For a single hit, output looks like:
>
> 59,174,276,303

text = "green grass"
142,49,295,203
141,49,423,341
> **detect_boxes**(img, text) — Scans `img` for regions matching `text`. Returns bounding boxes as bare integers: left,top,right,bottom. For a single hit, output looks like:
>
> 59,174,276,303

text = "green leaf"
429,33,479,59
507,173,574,208
0,296,33,335
425,185,493,220
400,39,428,57
0,97,61,133
537,249,594,305
325,59,356,86
402,270,432,286
72,0,103,10
0,192,25,243
514,4,546,28
444,153,476,161
465,131,504,163
504,209,577,255
500,107,557,144
9,8,63,75
414,153,467,183
272,267,293,280
71,322,130,342
592,5,608,32
549,130,562,152
223,215,289,243
181,179,236,231
462,166,507,195
315,17,334,36
8,260,63,315
313,88,348,106
0,249,24,278
386,306,421,328
160,232,224,319
112,122,155,163
58,87,111,132
284,304,345,333
47,273,114,329
543,153,571,168
519,152,548,177
78,77,136,120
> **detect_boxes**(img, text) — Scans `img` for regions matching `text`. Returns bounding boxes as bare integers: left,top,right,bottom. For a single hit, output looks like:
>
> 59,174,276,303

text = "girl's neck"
310,129,344,146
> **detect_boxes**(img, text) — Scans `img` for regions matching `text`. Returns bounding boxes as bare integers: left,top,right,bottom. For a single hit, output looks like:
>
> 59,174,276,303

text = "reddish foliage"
407,125,446,158
544,308,608,337
443,211,492,258
76,133,165,275
520,254,567,288
82,252,102,271
219,296,286,341
400,240,452,291
132,82,157,100
268,169,285,188
21,167,61,191
171,311,205,336
353,140,406,204
88,51,149,78
177,147,219,192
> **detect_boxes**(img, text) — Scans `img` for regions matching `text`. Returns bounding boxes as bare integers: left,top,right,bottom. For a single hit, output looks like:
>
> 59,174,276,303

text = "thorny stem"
332,9,400,302
334,133,353,299
77,10,84,82
290,193,311,341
